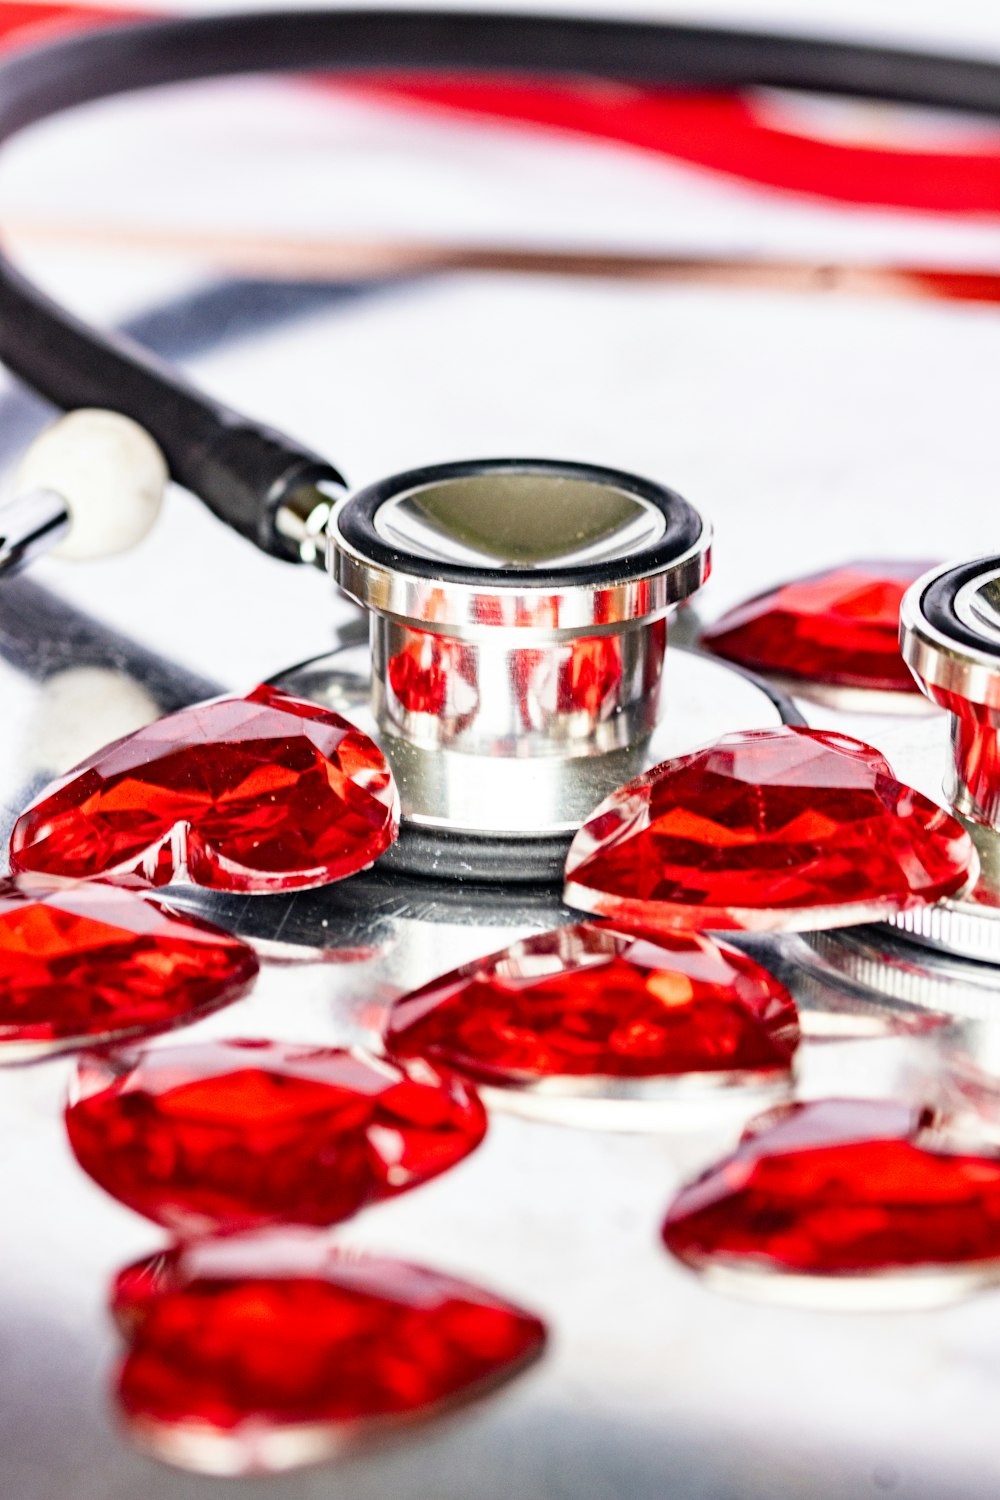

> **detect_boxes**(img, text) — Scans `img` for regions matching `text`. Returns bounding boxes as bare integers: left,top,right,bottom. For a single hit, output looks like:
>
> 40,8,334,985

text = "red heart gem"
701,560,935,694
66,1039,487,1233
384,923,798,1085
663,1098,1000,1306
0,876,257,1059
9,683,398,893
110,1231,546,1474
564,726,975,933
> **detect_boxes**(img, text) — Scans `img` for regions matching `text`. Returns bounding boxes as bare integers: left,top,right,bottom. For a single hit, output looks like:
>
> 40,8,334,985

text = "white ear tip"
14,409,168,560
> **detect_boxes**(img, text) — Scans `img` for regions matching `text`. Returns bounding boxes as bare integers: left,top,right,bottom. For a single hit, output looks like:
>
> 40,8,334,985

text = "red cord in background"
347,75,1000,216
2,3,1000,221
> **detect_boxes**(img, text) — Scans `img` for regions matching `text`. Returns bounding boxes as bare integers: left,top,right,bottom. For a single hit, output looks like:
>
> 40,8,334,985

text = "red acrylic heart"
10,683,399,893
0,875,257,1060
700,560,935,694
564,726,975,933
663,1097,1000,1306
110,1231,546,1475
66,1039,487,1234
384,922,799,1084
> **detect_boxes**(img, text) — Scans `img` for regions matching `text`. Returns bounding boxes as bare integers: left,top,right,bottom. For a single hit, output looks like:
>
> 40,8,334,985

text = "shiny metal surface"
882,558,1000,960
369,612,665,757
955,568,1000,648
802,924,1000,1021
273,475,347,568
901,564,1000,710
0,488,70,575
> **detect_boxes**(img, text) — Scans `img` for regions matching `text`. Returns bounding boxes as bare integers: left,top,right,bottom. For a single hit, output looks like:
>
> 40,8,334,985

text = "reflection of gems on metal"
890,558,1000,962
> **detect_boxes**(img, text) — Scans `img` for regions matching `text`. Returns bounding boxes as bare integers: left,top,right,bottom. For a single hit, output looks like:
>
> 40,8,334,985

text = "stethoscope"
1,8,1000,986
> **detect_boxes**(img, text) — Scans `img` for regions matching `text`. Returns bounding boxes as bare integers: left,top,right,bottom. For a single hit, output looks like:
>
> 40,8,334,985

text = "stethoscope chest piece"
901,556,1000,834
861,556,1000,965
272,457,799,880
805,556,1000,980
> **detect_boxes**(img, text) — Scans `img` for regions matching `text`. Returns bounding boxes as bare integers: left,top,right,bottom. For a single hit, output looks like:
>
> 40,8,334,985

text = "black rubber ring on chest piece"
336,457,704,589
920,556,1000,657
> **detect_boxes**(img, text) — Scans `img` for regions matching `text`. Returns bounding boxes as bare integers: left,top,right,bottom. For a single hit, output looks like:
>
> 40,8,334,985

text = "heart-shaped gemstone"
663,1097,1000,1306
66,1040,486,1233
9,683,398,893
564,727,975,933
701,560,934,694
110,1231,546,1474
0,876,257,1060
384,923,798,1086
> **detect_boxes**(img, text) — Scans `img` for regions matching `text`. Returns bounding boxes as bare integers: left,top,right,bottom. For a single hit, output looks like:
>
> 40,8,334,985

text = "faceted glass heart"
66,1040,486,1233
701,560,934,693
110,1231,546,1475
663,1097,1000,1307
564,727,976,933
383,923,799,1118
0,876,257,1060
9,683,399,893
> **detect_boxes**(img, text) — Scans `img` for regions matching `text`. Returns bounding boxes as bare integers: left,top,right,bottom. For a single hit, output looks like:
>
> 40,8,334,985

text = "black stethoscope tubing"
0,8,996,562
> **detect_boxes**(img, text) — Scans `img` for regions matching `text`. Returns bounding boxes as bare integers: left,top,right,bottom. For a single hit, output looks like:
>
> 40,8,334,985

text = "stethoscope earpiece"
0,409,167,572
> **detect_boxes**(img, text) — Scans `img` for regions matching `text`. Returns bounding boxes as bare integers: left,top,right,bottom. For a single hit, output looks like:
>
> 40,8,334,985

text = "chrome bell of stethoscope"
271,456,800,880
801,556,1000,1010
888,556,1000,963
900,558,1000,835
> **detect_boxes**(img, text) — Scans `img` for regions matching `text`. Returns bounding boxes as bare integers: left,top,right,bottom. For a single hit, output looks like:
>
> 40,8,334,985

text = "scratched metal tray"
3,48,1000,1500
